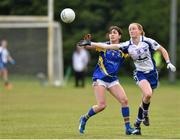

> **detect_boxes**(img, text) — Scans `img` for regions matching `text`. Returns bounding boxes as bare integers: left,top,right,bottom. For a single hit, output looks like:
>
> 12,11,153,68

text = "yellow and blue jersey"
93,42,127,82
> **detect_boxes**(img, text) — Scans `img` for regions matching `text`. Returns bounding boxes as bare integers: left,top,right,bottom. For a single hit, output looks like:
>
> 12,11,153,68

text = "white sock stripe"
140,106,144,111
137,117,143,122
84,114,90,119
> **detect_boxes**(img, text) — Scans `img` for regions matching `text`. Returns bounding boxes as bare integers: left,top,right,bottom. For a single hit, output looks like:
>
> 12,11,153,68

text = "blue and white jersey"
0,46,9,63
0,47,3,63
118,36,161,72
0,47,4,69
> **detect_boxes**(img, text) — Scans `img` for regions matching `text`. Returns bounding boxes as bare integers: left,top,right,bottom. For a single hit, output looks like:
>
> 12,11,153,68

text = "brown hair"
130,23,145,36
106,26,123,40
108,26,123,35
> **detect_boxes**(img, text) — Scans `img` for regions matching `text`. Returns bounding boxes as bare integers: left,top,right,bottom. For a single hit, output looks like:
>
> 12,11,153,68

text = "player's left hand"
10,60,16,65
77,34,92,47
167,63,176,72
78,40,91,47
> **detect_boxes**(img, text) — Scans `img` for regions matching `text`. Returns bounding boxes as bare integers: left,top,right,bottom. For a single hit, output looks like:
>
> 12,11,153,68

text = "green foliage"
56,0,179,77
0,0,179,77
0,0,47,15
0,0,12,14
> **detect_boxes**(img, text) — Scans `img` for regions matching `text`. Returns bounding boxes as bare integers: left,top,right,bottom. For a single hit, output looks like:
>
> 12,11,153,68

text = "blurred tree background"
0,0,179,78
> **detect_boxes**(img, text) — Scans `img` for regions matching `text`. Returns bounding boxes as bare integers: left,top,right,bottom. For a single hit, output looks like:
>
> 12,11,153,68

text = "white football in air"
60,8,75,23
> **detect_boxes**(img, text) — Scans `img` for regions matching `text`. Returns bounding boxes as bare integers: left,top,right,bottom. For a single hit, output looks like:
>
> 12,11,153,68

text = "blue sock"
83,107,96,121
121,107,131,130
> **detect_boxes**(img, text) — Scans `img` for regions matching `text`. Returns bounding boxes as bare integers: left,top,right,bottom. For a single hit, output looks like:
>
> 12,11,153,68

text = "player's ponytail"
129,22,145,36
136,23,145,36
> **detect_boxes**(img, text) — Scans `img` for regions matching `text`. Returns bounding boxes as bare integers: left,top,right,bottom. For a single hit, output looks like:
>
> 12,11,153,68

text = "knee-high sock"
83,107,96,122
135,106,143,127
121,107,131,130
142,101,150,116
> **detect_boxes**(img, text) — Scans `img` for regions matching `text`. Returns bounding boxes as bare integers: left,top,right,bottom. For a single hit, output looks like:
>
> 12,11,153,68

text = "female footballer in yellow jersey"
78,26,139,135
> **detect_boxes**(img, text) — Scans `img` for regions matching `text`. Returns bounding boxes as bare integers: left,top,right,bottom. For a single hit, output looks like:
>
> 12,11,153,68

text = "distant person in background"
72,45,89,87
0,39,15,89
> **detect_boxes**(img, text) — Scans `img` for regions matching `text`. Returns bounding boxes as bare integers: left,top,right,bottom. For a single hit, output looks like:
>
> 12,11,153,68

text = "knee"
144,91,152,100
98,103,107,111
120,97,128,106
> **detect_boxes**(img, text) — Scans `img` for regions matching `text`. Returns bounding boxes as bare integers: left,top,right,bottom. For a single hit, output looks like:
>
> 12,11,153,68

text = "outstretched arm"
78,40,120,50
8,55,16,65
91,42,120,50
77,34,96,50
84,45,96,50
78,33,122,50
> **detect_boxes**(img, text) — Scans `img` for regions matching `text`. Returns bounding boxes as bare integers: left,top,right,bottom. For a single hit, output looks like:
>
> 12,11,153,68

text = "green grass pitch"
0,76,180,139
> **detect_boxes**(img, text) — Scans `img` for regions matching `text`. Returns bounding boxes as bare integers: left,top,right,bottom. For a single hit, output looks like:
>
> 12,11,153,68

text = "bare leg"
135,80,152,127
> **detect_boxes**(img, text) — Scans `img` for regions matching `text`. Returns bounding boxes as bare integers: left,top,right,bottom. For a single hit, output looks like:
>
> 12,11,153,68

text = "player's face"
129,24,141,38
109,29,121,43
1,40,7,47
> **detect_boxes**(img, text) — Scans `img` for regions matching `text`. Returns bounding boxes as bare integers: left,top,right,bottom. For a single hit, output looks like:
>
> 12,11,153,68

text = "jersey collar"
130,36,144,45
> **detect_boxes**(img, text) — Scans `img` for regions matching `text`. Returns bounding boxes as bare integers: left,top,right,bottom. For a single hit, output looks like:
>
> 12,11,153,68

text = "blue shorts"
93,76,118,83
133,70,158,89
0,62,7,70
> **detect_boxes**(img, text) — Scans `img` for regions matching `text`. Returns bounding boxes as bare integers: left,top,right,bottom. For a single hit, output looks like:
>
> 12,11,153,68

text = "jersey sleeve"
3,49,9,56
146,37,161,50
95,42,107,52
118,41,130,54
96,47,105,52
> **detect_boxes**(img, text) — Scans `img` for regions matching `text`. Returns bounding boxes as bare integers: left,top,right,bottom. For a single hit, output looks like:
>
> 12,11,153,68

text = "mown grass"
0,76,180,139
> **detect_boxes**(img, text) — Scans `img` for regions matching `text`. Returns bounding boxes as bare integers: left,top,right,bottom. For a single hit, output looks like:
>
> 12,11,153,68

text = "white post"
169,0,177,82
48,0,54,84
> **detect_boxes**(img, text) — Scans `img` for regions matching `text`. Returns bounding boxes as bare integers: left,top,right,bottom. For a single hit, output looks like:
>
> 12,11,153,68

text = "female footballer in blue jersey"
79,23,176,135
78,26,139,135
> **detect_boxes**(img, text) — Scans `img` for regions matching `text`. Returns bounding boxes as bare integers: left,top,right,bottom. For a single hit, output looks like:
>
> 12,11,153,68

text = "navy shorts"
0,62,7,70
133,70,158,89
